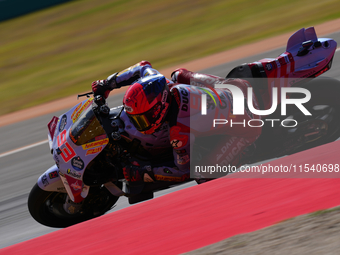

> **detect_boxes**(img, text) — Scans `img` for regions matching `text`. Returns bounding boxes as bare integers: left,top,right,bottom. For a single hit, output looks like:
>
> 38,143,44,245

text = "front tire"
28,183,121,228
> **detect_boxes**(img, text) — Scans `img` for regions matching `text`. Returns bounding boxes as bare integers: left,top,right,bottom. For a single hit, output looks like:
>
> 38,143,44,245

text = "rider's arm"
171,68,228,88
148,94,193,182
92,61,161,98
109,61,161,89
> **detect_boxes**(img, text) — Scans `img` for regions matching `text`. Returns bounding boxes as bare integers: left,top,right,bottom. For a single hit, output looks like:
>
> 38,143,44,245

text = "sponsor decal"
173,88,181,106
154,174,189,182
154,175,182,182
70,181,82,191
171,139,182,149
71,99,93,123
71,156,84,171
41,174,49,187
161,90,168,104
86,146,103,156
47,116,59,140
170,126,188,149
217,137,248,165
70,103,82,121
49,171,59,179
82,138,109,150
67,169,81,179
59,115,67,132
57,187,66,192
53,153,60,168
265,63,273,71
180,88,189,112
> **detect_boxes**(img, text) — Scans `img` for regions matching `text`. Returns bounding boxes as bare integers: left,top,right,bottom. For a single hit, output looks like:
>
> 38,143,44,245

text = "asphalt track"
0,31,339,250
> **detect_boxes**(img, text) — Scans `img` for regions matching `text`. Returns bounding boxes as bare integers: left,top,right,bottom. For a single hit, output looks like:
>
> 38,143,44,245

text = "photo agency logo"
200,83,312,128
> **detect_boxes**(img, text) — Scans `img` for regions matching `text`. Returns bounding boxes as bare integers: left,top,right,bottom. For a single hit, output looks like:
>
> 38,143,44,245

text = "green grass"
308,206,340,217
275,206,340,225
1,0,340,115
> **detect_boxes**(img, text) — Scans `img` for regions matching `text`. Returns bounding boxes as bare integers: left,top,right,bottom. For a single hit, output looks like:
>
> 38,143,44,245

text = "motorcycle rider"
92,61,262,183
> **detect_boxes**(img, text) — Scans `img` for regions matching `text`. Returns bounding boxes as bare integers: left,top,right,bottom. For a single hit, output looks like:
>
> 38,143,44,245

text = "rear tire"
254,77,340,158
288,77,340,150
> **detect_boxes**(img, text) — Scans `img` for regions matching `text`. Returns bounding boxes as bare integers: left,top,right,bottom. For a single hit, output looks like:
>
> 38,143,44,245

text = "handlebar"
77,92,93,99
77,92,109,116
77,92,106,107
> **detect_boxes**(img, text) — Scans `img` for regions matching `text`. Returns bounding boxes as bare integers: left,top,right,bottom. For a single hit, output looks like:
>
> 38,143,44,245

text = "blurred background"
1,0,340,115
1,0,340,250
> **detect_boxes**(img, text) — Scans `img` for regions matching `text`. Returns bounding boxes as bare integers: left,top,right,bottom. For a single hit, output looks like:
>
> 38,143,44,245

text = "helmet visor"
129,114,152,131
127,102,162,132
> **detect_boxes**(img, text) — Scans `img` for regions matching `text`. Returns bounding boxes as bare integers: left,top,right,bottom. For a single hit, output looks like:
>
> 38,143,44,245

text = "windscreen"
70,106,107,145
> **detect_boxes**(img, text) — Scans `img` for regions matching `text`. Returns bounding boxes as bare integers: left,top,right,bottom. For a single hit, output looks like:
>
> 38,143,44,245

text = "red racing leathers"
170,68,262,179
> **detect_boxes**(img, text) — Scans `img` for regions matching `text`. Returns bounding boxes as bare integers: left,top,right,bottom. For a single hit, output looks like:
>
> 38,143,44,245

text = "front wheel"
28,183,121,228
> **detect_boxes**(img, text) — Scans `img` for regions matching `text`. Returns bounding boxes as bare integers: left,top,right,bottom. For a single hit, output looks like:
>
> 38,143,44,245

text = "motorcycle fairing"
37,165,90,202
227,27,337,111
286,27,318,52
59,171,89,203
37,164,65,192
259,27,336,81
42,98,109,203
47,116,59,152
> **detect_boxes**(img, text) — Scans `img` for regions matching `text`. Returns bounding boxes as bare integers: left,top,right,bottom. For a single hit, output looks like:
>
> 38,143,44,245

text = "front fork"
37,164,89,203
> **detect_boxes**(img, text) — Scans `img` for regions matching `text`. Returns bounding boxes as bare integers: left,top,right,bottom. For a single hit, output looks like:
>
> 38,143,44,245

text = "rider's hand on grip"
91,80,111,99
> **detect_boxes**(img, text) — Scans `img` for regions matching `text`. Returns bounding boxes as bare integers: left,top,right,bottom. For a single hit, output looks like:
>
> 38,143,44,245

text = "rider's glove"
91,72,119,99
123,165,155,183
91,80,111,99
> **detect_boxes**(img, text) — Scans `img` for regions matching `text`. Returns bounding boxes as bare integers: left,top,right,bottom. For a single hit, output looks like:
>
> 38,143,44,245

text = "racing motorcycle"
28,26,339,228
27,95,180,228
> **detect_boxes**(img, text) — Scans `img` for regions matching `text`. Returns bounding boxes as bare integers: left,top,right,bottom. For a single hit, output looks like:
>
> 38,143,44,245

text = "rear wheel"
255,77,340,158
28,182,121,228
286,77,340,152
